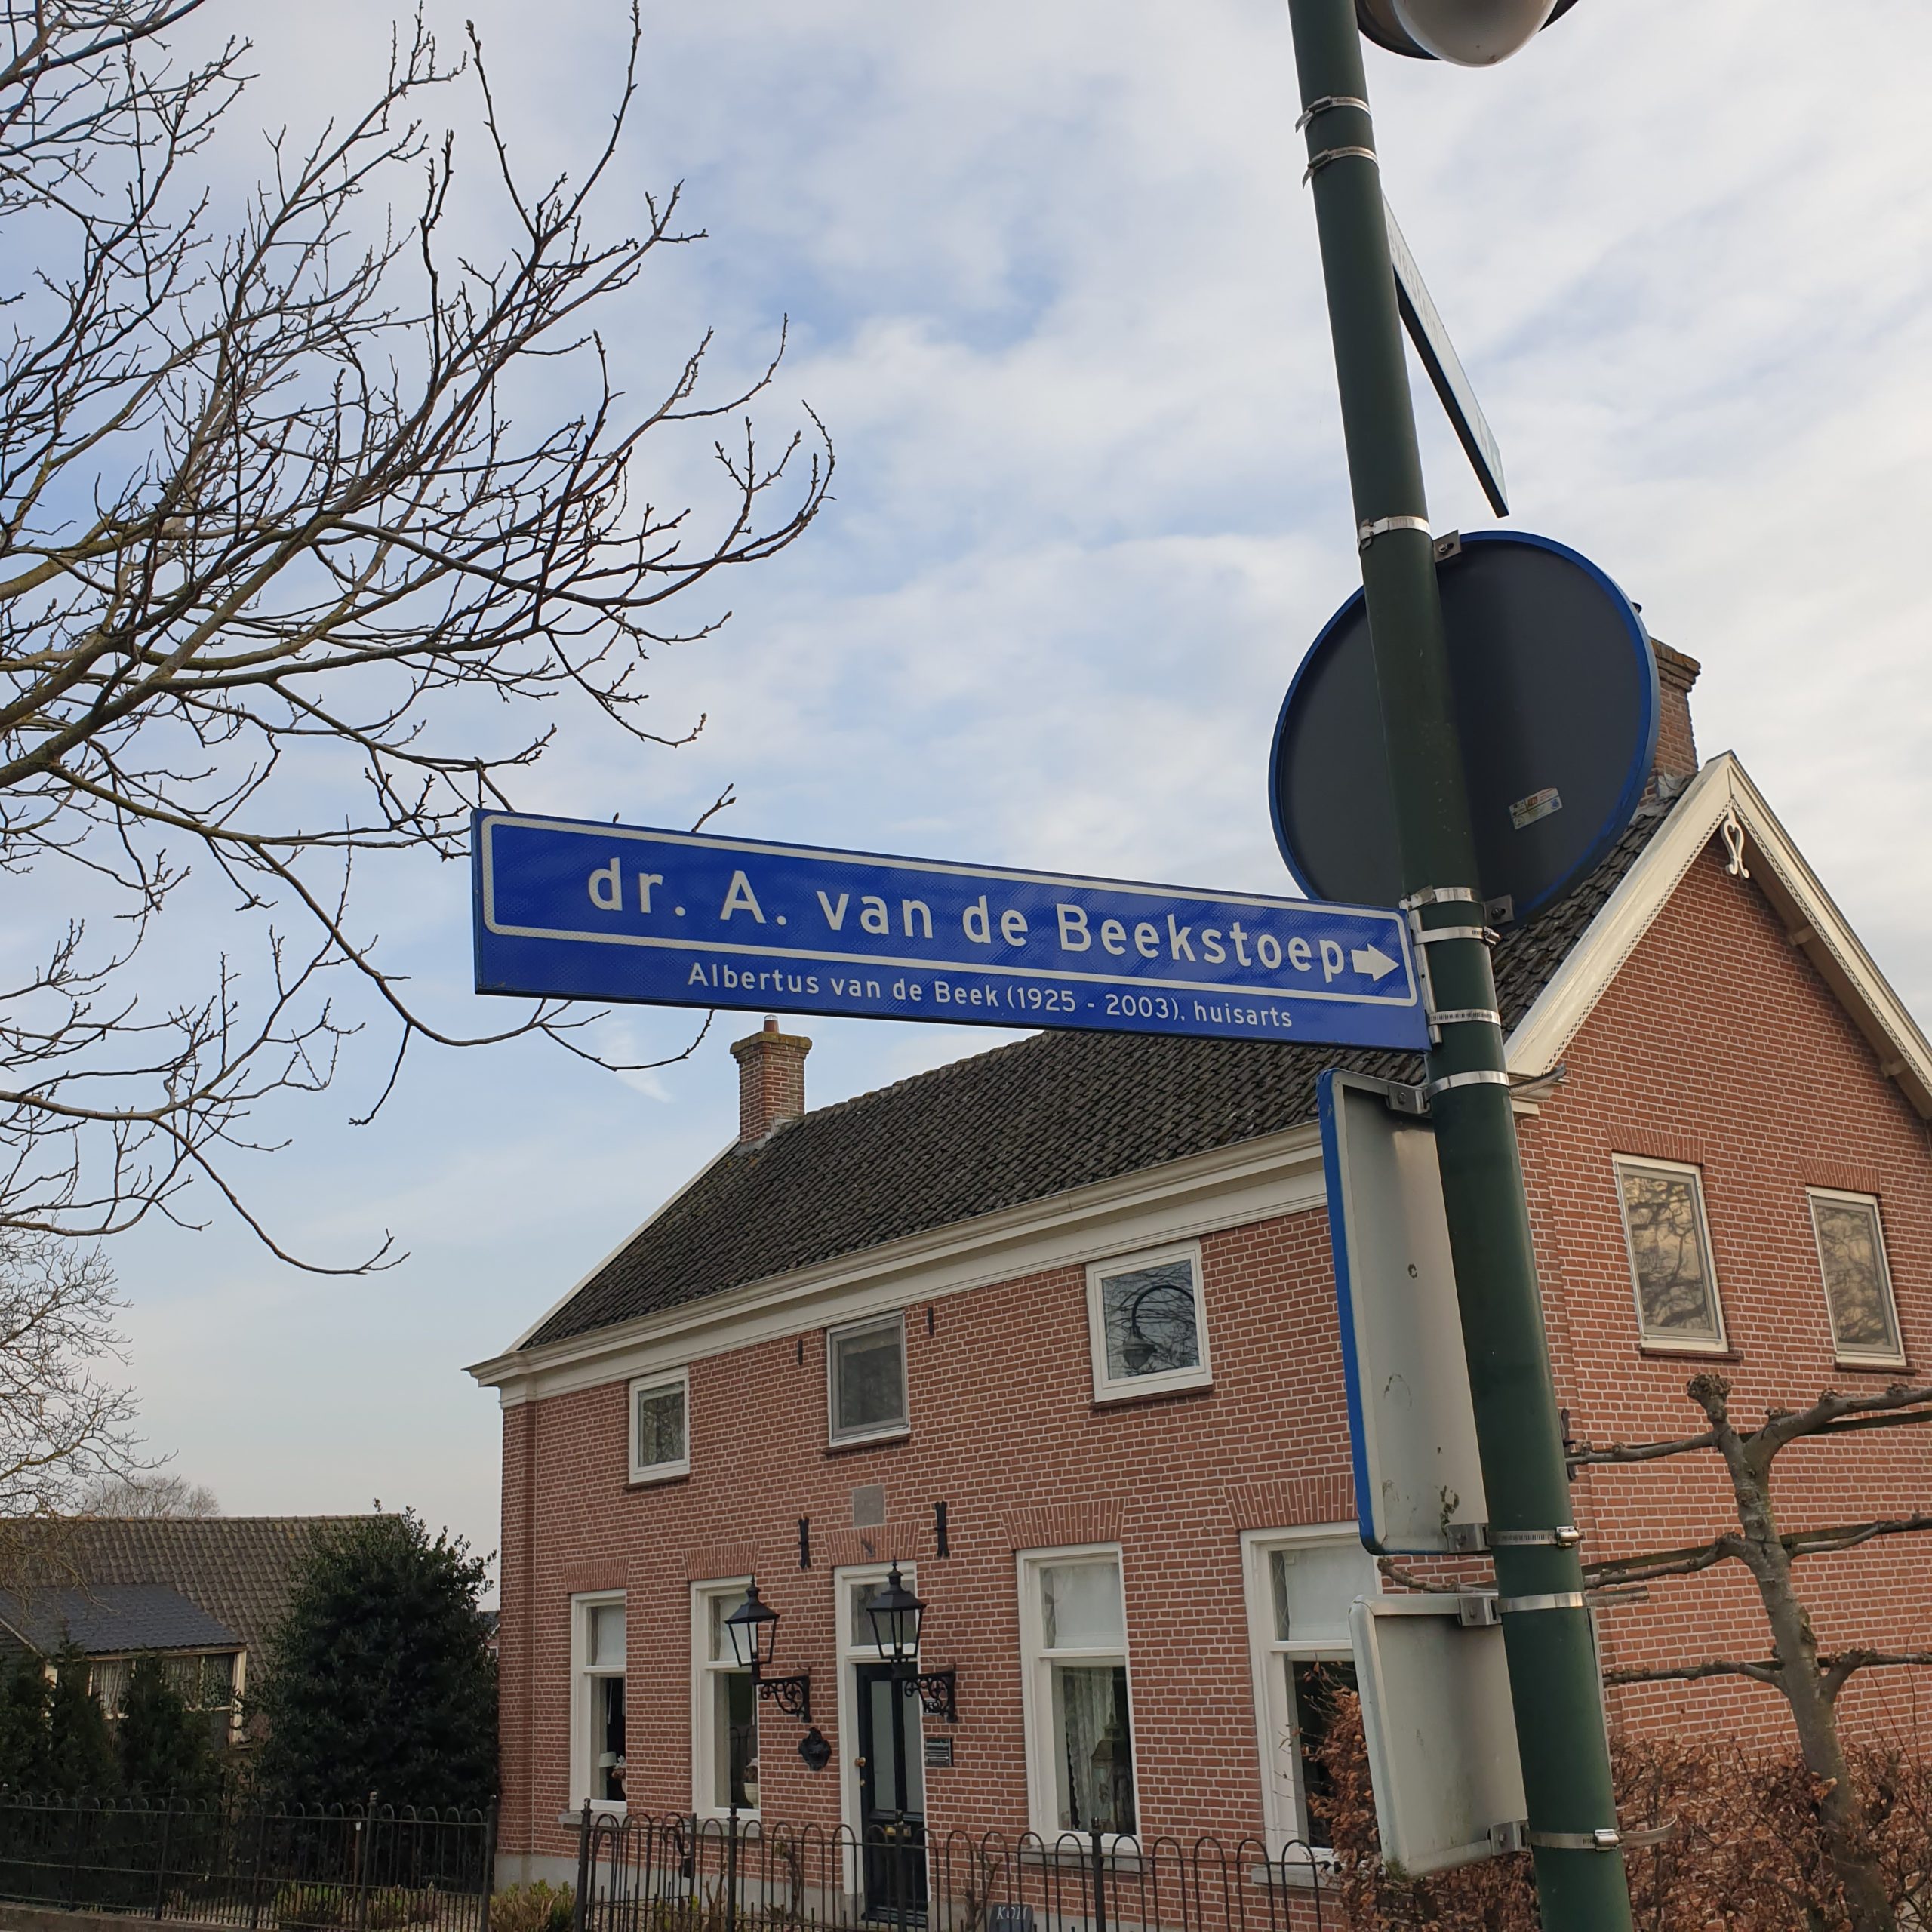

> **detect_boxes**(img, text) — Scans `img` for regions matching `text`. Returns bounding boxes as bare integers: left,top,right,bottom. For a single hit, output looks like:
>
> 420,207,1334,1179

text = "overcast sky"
88,0,1932,1575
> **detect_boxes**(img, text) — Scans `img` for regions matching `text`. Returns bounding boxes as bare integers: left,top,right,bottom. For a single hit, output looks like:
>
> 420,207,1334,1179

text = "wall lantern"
865,1562,958,1724
724,1579,812,1721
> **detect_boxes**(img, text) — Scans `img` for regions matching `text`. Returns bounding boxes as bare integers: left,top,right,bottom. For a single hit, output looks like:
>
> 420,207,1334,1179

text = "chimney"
1648,638,1701,795
730,1017,811,1145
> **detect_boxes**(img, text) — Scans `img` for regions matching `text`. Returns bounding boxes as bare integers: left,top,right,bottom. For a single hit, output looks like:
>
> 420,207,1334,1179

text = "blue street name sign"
472,813,1428,1051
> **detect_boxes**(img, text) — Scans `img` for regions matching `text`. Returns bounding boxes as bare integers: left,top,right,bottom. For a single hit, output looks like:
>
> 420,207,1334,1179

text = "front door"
854,1664,927,1921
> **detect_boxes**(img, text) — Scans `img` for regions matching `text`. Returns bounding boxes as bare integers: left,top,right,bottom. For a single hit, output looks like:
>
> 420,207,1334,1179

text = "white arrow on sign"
1352,944,1399,982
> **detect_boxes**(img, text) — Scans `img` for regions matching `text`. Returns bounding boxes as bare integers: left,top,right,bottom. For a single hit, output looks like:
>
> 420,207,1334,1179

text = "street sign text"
472,814,1428,1050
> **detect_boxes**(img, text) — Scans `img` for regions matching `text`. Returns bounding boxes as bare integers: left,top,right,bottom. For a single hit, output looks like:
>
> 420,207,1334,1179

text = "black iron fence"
573,1807,1332,1932
0,1796,494,1931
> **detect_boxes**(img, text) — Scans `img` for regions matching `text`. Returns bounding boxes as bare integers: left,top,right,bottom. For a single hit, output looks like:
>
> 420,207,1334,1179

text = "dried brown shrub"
1312,1690,1932,1930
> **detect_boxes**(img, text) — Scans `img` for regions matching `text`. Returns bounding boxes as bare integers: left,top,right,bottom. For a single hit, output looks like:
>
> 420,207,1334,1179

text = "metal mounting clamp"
1357,512,1429,548
1305,146,1380,187
1408,924,1499,947
1450,1524,1583,1551
1491,1820,1674,1856
1429,1007,1502,1028
1508,1064,1568,1101
1294,94,1369,131
1399,885,1478,910
1528,1828,1625,1854
1423,1070,1512,1100
1496,1590,1589,1616
1619,1823,1681,1850
1487,1526,1583,1549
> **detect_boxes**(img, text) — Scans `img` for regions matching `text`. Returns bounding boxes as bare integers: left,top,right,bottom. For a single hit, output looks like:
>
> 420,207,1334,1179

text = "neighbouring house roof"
0,1583,238,1657
3,1517,356,1662
515,790,1684,1357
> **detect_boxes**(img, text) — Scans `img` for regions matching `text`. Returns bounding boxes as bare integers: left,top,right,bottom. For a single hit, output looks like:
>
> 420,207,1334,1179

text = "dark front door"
855,1664,927,1921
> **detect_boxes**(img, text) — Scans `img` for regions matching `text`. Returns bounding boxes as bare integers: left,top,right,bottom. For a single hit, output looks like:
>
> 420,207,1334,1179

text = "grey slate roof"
525,805,1674,1352
4,1517,355,1660
0,1583,238,1657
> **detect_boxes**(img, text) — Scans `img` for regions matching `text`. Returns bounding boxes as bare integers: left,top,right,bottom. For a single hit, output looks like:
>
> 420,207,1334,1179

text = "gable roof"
512,797,1678,1358
5,1518,356,1660
1507,752,1932,1117
0,1583,238,1657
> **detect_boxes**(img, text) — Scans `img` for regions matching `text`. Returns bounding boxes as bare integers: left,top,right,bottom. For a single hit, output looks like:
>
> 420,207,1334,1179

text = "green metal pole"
1282,7,1633,1930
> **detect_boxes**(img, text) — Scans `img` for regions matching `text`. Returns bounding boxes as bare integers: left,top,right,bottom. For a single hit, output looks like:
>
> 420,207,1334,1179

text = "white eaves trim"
1506,752,1932,1120
469,1118,1326,1407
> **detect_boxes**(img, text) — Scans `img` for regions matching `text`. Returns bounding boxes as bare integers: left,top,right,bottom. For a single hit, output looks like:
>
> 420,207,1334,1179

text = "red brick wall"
1524,838,1932,1748
495,1211,1356,1860
495,831,1932,1856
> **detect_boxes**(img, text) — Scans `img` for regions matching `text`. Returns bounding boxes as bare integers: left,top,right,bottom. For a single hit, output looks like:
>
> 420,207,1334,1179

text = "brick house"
471,647,1932,1891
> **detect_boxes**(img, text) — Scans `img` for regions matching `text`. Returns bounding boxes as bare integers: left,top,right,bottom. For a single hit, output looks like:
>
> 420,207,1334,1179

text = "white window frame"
570,1591,627,1815
691,1578,758,1820
1241,1526,1377,1860
629,1367,691,1484
826,1312,910,1447
1016,1543,1140,1846
1613,1155,1728,1352
1085,1241,1212,1403
1808,1188,1907,1367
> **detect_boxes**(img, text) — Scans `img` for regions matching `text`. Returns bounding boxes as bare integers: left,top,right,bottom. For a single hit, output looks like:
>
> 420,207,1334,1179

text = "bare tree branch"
0,1229,149,1589
0,1,832,1266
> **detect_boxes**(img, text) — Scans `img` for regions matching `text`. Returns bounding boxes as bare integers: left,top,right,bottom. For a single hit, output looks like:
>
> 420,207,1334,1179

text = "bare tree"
0,1,832,1267
1569,1373,1932,1932
73,1470,218,1515
0,1231,143,1582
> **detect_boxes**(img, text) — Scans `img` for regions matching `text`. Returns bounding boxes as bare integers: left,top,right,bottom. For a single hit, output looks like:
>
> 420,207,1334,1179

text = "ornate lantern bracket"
756,1671,813,1723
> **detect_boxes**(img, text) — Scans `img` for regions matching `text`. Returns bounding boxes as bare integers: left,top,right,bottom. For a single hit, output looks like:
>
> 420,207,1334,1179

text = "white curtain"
1054,1665,1134,1833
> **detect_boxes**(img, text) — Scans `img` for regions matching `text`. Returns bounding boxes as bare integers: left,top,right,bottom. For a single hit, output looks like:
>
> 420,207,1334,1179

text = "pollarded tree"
251,1509,495,1810
0,2,832,1268
1574,1374,1932,1932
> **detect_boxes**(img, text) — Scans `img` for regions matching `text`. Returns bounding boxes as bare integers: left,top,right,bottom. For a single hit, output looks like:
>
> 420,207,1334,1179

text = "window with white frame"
692,1582,758,1814
1244,1530,1377,1854
630,1370,690,1483
572,1594,627,1809
826,1313,909,1445
1614,1158,1727,1349
1086,1244,1211,1401
1810,1189,1906,1366
1017,1549,1137,1838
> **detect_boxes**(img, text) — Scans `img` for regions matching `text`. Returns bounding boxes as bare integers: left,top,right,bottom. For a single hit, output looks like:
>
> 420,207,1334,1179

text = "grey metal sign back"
1385,196,1507,516
1351,1596,1525,1874
1270,531,1659,918
1319,1069,1487,1553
